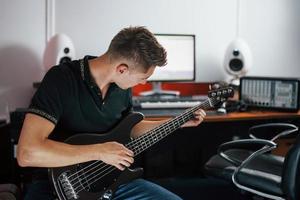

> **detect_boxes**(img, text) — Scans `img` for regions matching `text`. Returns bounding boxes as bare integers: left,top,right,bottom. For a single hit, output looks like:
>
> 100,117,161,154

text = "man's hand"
181,109,206,128
95,142,134,171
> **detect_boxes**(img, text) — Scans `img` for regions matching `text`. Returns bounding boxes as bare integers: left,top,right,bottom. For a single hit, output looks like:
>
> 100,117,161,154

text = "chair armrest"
217,139,277,166
248,123,298,141
230,141,282,200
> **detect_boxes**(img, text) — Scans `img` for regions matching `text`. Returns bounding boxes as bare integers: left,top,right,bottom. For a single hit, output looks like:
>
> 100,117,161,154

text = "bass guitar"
49,87,234,200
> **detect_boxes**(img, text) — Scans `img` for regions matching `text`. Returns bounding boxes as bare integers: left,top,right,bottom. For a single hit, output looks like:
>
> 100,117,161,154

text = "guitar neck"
127,98,216,156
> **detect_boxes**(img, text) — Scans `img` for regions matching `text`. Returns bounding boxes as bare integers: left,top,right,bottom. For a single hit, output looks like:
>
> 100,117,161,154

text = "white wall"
55,0,300,80
0,0,300,119
0,0,46,120
240,0,300,77
55,0,237,82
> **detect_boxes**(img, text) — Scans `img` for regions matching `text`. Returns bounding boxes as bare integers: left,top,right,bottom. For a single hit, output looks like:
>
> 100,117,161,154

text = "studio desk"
137,110,300,180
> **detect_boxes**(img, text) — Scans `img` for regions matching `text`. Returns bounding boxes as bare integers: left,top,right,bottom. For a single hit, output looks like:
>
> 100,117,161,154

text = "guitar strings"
68,99,216,192
70,105,201,191
68,99,218,193
72,99,217,193
68,99,215,192
66,99,210,184
72,106,204,192
67,98,211,183
70,104,197,186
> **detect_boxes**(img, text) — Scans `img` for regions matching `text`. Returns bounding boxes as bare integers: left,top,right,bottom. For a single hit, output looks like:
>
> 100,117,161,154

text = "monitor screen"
148,34,195,82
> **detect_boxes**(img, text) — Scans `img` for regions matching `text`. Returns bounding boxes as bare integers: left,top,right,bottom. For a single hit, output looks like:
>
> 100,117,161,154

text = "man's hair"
107,26,167,71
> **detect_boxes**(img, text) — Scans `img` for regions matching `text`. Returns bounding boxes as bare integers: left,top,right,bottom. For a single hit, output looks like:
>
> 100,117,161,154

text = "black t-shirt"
25,56,133,180
28,55,133,141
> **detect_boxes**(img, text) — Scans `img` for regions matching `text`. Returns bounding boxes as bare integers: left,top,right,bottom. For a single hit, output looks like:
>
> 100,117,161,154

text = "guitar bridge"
58,172,79,200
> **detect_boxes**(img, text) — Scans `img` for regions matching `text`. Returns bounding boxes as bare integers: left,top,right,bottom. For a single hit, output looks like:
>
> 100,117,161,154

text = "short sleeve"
27,67,66,125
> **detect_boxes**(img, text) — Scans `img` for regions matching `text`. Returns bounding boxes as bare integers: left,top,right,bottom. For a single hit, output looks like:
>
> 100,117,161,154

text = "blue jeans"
24,179,182,200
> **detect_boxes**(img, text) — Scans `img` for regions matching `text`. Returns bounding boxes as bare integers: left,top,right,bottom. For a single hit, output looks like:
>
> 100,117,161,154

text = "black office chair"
205,123,299,200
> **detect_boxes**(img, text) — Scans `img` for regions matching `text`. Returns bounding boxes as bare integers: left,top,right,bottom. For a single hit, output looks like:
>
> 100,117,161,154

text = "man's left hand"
181,109,206,128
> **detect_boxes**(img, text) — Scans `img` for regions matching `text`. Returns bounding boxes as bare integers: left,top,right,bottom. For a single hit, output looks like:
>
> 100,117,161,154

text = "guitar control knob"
102,189,113,200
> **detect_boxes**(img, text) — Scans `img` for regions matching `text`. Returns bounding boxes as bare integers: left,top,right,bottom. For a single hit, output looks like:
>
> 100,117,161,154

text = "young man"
17,26,206,200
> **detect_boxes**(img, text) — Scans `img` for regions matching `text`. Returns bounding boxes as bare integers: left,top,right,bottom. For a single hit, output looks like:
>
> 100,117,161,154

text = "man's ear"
116,64,129,74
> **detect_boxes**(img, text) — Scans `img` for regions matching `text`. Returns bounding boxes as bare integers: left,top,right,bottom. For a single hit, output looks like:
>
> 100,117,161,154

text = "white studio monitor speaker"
43,33,75,71
224,38,252,85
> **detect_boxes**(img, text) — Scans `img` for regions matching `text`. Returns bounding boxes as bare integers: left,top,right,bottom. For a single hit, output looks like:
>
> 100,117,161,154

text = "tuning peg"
210,92,216,97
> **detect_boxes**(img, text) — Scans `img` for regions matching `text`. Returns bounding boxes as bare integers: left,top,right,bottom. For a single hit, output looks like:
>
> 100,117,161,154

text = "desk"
145,110,300,122
205,110,300,122
141,110,300,179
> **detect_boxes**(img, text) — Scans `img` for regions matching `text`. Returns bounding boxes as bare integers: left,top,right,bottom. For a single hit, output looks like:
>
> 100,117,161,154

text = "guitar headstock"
208,87,234,106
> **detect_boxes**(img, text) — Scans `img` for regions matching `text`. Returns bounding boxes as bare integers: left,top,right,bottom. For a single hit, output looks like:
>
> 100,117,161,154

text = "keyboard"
139,101,202,109
133,95,206,109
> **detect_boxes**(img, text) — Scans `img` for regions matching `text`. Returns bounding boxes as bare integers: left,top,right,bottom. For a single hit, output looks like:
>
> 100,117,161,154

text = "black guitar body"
49,112,144,200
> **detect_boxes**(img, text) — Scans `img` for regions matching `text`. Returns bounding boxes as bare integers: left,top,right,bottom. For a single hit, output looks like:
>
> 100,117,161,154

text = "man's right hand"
17,114,134,169
95,142,134,170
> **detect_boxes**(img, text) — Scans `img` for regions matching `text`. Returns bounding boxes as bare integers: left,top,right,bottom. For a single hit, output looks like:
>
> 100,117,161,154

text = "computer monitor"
140,34,196,97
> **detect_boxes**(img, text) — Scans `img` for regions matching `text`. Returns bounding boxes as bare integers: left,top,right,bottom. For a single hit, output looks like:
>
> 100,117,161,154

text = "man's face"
117,65,156,89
